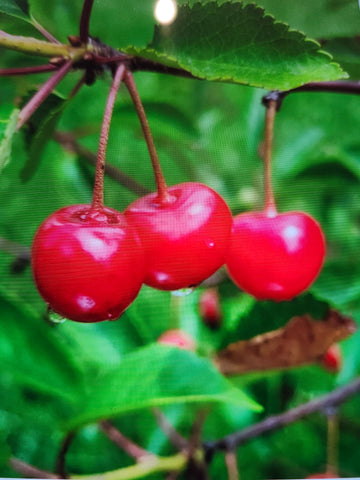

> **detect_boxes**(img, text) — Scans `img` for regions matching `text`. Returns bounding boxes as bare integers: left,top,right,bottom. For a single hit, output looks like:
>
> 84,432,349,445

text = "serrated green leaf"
21,92,67,182
0,106,19,173
0,0,30,21
124,2,346,90
66,344,262,430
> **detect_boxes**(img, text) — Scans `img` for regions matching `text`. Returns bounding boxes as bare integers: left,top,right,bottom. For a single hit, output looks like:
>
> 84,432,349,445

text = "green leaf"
21,92,67,182
0,105,18,173
0,0,30,21
66,344,261,430
125,2,345,90
0,290,84,400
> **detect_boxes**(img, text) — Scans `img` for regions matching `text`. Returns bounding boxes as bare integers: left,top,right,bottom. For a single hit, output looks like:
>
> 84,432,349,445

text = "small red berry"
124,182,232,291
226,210,326,301
199,288,222,329
321,344,342,373
157,329,196,350
32,204,145,323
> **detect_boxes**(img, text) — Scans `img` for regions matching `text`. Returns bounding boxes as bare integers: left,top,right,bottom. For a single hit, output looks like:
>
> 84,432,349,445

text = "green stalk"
0,31,86,60
71,452,187,480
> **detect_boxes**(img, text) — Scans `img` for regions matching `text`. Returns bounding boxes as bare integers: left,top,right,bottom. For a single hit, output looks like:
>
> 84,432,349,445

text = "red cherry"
321,344,342,373
226,210,326,301
124,182,232,291
199,288,222,329
32,204,145,323
157,329,196,350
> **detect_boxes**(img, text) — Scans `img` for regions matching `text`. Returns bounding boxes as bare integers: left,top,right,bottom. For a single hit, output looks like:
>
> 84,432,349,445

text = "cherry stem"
0,64,57,76
79,0,95,44
91,63,126,210
124,70,171,204
263,98,277,216
17,59,73,130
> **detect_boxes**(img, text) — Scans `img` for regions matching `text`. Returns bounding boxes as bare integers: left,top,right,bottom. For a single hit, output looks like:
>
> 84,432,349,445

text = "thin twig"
153,408,189,451
17,59,73,130
204,376,360,454
99,421,152,461
55,431,76,478
79,0,95,43
0,64,57,76
53,131,150,196
225,451,240,480
9,457,59,479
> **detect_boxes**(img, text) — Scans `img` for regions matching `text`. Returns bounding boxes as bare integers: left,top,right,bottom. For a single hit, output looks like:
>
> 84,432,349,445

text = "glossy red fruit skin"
124,182,232,291
32,204,145,323
157,329,196,350
226,211,326,301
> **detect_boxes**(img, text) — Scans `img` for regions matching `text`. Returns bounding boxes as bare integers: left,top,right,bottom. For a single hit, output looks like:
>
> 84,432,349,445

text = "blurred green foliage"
0,1,360,479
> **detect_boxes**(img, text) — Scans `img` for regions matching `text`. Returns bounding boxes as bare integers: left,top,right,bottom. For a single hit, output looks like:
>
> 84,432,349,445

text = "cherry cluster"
31,70,326,324
32,180,325,324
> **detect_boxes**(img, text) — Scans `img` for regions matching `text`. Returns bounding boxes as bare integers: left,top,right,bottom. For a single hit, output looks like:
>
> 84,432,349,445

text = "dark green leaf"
0,0,30,21
125,2,345,90
0,290,84,400
66,344,261,429
21,92,66,182
0,105,18,173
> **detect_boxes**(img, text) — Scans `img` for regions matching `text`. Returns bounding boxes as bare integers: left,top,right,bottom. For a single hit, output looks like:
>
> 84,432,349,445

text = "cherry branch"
0,31,84,59
17,59,73,130
204,376,360,455
79,0,95,44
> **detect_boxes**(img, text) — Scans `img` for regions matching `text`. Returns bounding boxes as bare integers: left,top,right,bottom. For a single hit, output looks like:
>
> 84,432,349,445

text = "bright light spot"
282,225,302,252
77,295,95,311
189,203,204,216
154,0,178,25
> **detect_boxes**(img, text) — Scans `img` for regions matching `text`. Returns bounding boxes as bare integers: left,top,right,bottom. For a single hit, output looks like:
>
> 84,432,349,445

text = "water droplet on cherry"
171,287,195,297
47,307,67,324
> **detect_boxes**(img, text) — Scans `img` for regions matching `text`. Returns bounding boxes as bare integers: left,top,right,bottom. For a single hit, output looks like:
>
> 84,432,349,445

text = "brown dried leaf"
215,309,356,376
